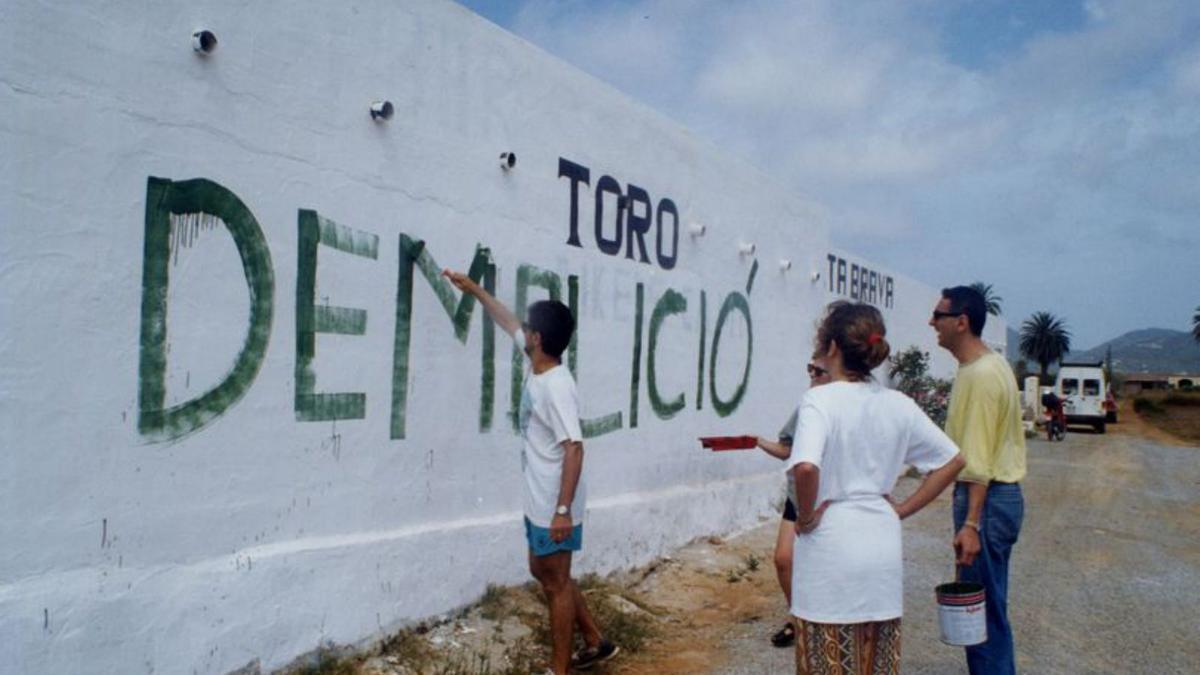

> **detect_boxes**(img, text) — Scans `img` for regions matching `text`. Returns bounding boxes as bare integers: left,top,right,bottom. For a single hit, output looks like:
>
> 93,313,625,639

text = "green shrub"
1133,397,1166,415
889,346,953,427
1163,392,1200,407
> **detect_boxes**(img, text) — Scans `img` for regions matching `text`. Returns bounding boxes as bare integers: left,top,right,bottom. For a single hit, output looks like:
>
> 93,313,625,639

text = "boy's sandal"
770,622,796,647
571,639,620,670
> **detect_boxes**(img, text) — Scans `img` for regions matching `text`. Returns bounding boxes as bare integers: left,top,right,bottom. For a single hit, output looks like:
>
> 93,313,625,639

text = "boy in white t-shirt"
442,269,618,675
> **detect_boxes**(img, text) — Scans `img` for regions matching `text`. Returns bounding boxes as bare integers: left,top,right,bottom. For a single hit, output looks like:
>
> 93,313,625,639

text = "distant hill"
1007,327,1200,374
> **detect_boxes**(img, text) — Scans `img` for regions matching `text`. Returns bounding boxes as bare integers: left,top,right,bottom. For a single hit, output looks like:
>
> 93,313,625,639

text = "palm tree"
969,282,1003,316
1193,305,1200,343
1020,312,1072,381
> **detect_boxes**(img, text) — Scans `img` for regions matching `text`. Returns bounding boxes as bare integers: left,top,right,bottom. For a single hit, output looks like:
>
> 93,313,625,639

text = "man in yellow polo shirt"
931,286,1026,675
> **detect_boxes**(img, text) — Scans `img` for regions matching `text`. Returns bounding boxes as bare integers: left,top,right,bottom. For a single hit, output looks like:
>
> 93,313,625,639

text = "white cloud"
1168,44,1200,95
498,0,1200,345
1084,0,1109,23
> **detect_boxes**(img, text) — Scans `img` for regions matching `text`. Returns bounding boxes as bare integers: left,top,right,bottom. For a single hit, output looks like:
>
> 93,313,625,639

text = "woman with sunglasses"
786,301,964,674
751,352,832,648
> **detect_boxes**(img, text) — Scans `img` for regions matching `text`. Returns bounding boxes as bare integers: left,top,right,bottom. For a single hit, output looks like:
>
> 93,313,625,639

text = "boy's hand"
441,269,477,294
440,268,521,336
549,514,573,542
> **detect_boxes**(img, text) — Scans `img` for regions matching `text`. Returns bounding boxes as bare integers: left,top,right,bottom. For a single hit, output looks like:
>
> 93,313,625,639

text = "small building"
1122,374,1170,395
1168,374,1198,389
1121,373,1199,394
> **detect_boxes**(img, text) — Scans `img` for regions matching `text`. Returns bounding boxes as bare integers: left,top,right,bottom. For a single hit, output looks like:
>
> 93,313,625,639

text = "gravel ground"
348,424,1198,675
706,430,1200,674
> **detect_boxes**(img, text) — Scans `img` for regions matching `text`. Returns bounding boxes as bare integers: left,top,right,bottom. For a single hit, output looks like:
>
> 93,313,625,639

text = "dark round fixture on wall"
370,101,394,121
192,29,218,54
499,152,516,170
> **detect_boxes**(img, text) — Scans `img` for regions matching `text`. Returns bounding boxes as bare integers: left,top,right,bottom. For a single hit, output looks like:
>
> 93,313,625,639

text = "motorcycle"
1041,391,1066,441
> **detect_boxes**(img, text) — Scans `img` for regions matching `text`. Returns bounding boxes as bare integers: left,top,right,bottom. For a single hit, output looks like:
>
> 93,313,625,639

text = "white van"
1056,362,1108,433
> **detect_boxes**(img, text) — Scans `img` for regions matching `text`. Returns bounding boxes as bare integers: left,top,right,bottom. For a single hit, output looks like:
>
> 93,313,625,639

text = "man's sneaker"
570,639,620,670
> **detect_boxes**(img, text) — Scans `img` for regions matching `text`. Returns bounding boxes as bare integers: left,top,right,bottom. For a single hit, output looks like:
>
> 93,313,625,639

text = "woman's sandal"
770,621,795,647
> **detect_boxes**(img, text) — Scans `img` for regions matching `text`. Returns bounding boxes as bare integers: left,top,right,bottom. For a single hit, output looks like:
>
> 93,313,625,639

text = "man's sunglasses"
807,363,828,378
931,310,964,321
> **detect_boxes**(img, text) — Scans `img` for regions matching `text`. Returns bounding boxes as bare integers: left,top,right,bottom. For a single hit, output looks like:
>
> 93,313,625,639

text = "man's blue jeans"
953,482,1024,675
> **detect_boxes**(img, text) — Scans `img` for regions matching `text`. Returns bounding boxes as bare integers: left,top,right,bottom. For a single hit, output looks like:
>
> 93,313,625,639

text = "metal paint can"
935,581,987,646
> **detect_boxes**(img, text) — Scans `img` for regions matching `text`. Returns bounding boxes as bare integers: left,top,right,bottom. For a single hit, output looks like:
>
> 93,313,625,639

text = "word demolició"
136,176,753,443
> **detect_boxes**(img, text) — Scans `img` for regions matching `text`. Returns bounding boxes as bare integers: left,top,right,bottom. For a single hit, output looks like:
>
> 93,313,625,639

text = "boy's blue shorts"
525,517,583,557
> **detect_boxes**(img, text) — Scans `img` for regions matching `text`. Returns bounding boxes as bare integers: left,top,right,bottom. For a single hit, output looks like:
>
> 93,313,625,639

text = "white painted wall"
0,2,1004,673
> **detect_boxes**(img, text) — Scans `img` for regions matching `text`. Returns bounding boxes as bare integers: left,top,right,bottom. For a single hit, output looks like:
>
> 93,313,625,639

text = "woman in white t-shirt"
752,349,832,649
786,302,965,675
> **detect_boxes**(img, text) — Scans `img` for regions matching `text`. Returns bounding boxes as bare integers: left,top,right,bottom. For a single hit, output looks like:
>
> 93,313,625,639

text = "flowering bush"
889,346,953,428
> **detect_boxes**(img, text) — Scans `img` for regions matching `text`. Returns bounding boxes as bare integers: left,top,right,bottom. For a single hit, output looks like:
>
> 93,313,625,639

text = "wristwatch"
555,504,570,516
963,519,980,531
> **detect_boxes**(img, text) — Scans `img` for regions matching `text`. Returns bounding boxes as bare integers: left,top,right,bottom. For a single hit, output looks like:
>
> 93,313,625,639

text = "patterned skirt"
792,617,901,675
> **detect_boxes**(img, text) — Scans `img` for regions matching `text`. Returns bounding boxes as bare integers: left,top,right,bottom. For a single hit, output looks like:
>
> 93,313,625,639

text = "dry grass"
576,573,660,653
377,628,440,672
278,569,661,675
1132,390,1200,444
277,644,362,675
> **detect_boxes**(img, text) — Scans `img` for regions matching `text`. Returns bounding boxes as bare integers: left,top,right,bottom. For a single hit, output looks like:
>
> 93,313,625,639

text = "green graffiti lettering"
628,283,645,428
647,288,687,419
295,210,378,422
316,215,379,258
709,291,752,417
137,177,275,440
509,265,563,431
567,275,579,376
567,275,624,437
392,235,496,439
746,259,759,295
582,413,623,438
313,306,368,334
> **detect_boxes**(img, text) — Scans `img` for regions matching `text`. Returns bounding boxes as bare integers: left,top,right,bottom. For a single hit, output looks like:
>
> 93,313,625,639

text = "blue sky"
930,1,1089,70
455,0,1200,350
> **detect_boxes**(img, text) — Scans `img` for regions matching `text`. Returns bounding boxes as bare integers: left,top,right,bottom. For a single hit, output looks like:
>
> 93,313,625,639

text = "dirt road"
616,429,1200,674
355,425,1198,675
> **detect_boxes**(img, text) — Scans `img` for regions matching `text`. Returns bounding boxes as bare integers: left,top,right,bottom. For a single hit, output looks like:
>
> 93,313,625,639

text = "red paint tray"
699,435,757,451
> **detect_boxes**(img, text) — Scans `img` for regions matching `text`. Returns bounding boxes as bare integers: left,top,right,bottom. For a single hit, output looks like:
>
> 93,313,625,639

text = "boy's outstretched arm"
441,269,522,337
